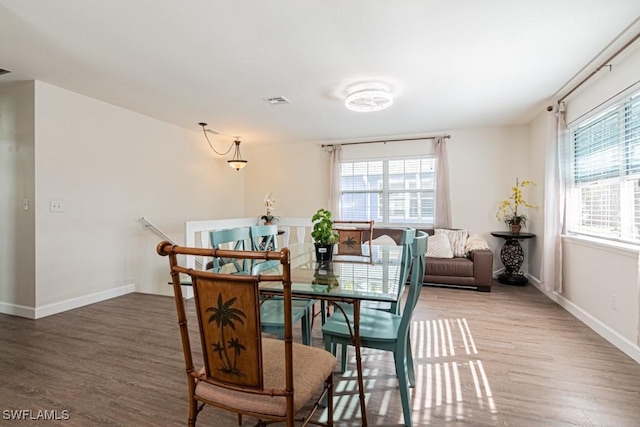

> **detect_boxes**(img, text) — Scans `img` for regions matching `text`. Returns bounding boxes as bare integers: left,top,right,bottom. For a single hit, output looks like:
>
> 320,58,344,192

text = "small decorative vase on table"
510,223,522,234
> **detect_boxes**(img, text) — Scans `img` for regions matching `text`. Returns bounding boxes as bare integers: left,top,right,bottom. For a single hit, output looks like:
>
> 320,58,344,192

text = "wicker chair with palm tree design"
157,242,336,427
332,220,375,256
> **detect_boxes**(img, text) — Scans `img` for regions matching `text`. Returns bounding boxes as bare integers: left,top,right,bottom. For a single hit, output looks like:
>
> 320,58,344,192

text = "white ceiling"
1,1,640,146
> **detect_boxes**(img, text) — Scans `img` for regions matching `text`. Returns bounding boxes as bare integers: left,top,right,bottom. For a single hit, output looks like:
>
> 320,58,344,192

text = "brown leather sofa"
368,228,494,292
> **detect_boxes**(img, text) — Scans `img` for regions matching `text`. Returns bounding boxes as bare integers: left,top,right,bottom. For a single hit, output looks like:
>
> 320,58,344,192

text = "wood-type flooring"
1,282,639,426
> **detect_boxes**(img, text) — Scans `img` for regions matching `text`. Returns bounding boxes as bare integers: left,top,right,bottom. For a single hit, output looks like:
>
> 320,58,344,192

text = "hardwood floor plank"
1,284,640,426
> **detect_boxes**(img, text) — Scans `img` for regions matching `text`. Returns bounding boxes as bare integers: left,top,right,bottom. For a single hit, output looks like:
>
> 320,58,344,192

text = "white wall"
243,141,330,220
527,41,640,361
563,237,638,343
447,126,531,235
526,111,547,280
2,81,245,318
244,125,531,271
0,81,36,315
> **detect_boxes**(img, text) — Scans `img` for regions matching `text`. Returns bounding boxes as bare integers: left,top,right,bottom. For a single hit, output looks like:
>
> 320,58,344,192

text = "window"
339,157,435,225
567,89,640,243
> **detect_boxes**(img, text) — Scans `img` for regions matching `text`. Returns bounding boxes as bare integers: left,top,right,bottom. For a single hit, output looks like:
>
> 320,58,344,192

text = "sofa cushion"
465,234,490,252
425,256,474,277
435,229,469,257
426,234,453,258
366,234,398,246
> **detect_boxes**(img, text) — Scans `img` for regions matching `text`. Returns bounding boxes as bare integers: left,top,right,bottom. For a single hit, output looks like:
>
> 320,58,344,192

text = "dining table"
258,242,405,426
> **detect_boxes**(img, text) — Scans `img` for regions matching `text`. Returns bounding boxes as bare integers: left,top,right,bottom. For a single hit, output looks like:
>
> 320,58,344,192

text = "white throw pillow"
365,234,398,246
426,233,454,258
435,228,469,257
465,233,490,252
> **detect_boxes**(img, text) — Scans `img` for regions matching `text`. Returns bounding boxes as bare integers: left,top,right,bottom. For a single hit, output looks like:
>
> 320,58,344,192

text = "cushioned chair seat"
322,306,402,343
196,338,336,417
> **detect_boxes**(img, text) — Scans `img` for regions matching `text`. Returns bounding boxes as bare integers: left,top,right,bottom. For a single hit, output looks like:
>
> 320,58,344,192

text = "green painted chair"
330,228,418,368
248,224,280,272
249,225,314,346
208,227,252,273
321,230,428,427
363,227,416,315
330,228,416,377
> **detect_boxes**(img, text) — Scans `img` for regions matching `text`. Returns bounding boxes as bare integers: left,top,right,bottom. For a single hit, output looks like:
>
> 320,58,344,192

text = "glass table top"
259,243,404,302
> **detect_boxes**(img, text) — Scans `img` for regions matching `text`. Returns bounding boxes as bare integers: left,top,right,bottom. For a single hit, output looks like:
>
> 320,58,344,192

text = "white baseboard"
0,284,136,320
527,274,640,364
0,302,37,319
33,284,135,319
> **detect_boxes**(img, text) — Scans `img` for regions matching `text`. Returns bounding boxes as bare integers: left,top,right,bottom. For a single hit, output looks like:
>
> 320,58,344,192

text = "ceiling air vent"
0,68,11,76
263,96,291,105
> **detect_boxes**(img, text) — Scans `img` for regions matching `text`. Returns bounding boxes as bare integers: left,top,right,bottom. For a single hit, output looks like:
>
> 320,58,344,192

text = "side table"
490,231,536,285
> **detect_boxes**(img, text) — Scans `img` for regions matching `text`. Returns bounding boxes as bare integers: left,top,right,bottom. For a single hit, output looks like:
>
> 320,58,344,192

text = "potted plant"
496,178,537,233
311,208,339,261
260,192,280,225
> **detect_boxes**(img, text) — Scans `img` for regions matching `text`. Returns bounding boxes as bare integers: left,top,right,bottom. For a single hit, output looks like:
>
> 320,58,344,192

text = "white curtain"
434,137,452,228
637,255,640,347
540,104,567,293
327,145,342,218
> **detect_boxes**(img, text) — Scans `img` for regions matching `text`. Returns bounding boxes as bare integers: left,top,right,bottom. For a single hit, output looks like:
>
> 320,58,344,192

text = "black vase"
313,263,337,288
314,243,334,262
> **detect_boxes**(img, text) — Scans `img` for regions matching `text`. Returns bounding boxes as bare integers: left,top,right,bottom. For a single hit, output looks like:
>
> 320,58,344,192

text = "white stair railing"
140,216,204,270
139,217,176,244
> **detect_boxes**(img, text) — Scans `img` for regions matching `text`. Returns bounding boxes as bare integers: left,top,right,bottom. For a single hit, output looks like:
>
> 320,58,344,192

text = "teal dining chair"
321,230,428,427
248,224,280,272
249,224,279,251
331,228,416,376
249,225,314,346
208,227,252,273
363,227,415,315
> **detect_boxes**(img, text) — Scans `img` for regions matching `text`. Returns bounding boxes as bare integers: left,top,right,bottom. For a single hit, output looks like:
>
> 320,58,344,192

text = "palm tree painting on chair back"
206,293,248,377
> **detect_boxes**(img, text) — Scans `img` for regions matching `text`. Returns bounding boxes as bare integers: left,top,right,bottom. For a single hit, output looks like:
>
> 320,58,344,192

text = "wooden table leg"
352,300,368,426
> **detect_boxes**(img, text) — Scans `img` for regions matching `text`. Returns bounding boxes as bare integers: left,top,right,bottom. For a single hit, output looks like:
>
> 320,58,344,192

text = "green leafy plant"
311,208,339,245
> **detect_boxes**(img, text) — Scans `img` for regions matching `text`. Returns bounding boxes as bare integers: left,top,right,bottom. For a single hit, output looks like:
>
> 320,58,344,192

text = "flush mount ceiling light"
198,122,248,171
345,89,393,112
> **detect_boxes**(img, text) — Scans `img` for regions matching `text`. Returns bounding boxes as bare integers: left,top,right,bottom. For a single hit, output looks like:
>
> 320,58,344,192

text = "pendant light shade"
228,139,247,171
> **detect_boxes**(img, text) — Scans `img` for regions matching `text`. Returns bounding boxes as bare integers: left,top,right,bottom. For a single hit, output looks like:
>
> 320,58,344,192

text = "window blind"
568,89,640,242
339,157,435,225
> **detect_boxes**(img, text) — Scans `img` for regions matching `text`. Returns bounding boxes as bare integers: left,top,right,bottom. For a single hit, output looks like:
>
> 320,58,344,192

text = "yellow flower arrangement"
496,178,537,228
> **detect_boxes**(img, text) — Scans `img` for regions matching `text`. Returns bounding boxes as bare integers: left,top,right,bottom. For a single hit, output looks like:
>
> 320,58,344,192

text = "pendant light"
198,122,248,171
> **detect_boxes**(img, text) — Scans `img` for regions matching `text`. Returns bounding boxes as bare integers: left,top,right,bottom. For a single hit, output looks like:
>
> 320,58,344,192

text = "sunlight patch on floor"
410,318,497,424
328,318,497,424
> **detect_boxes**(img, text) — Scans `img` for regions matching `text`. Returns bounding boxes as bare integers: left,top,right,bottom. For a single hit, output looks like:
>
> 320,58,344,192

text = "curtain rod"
321,134,450,148
550,29,640,109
